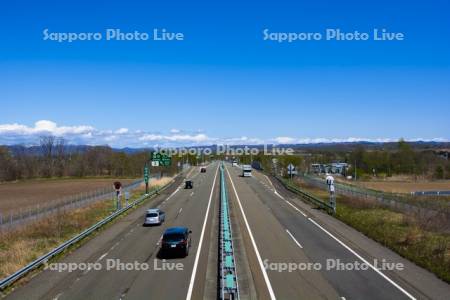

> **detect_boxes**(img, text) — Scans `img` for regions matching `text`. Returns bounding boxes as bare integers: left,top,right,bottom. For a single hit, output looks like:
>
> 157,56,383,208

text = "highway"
5,161,450,300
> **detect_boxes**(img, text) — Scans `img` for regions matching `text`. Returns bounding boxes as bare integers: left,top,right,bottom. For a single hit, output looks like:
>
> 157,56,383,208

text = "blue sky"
1,0,449,147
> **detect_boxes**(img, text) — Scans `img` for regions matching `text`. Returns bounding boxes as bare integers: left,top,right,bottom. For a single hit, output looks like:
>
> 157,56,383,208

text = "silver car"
144,209,165,226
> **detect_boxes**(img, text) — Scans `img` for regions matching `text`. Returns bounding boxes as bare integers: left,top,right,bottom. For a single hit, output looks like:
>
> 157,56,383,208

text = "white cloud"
139,133,209,143
274,136,296,144
0,120,448,147
115,128,129,134
0,120,94,136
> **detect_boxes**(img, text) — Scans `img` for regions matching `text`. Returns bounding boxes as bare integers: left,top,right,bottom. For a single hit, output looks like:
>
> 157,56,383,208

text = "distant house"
311,162,348,175
436,150,449,160
331,163,348,174
311,163,326,174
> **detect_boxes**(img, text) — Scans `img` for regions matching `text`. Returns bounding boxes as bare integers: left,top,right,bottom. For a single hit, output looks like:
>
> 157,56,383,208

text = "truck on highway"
242,165,252,177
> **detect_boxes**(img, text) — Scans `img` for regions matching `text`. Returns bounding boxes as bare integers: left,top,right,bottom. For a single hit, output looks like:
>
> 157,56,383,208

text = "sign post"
151,152,172,167
144,164,149,195
125,191,130,206
326,175,336,214
113,181,122,211
151,152,172,178
287,163,297,181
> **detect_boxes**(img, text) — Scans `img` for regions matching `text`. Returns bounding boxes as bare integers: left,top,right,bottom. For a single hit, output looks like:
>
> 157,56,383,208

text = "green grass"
296,181,450,283
0,183,164,279
0,177,175,295
0,200,115,279
336,202,450,283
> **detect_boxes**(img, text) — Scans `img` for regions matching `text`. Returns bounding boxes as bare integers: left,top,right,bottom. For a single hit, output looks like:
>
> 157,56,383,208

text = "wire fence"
0,175,179,291
0,179,144,231
299,174,450,215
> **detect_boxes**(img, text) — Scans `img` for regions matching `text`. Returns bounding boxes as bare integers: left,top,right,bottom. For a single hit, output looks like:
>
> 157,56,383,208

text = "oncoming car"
143,208,165,226
185,180,193,189
160,227,192,257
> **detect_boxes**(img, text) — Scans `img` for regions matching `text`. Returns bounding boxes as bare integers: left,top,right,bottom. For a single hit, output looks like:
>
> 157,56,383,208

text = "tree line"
346,140,450,179
248,140,450,180
0,136,188,182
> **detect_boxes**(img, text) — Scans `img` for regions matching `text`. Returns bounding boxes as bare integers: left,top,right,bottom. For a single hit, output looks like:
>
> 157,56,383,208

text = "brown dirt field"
0,178,137,214
356,180,450,194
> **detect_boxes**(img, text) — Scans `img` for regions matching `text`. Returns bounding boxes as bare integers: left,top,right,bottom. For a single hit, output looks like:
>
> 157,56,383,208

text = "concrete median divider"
219,163,239,299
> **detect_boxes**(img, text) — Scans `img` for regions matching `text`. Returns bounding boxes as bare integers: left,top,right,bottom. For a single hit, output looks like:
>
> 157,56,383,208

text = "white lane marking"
97,252,108,262
308,218,416,300
264,174,275,189
341,297,346,300
190,191,194,196
156,234,163,246
284,200,307,217
225,165,276,300
274,190,285,200
53,292,63,300
110,242,120,251
286,229,303,249
263,175,292,205
178,207,183,214
261,174,308,218
186,163,219,300
186,167,195,178
167,187,181,201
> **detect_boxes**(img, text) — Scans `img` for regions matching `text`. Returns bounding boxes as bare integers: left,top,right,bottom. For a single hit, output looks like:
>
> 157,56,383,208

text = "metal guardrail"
0,177,177,291
275,176,334,213
219,163,239,300
413,190,450,196
301,174,450,213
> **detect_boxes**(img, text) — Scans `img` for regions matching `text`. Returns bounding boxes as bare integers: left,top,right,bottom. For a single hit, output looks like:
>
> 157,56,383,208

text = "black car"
200,167,206,173
185,180,193,189
160,227,192,257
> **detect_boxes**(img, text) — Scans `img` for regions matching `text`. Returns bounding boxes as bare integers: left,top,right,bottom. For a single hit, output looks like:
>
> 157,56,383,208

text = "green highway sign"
144,166,149,183
151,152,172,167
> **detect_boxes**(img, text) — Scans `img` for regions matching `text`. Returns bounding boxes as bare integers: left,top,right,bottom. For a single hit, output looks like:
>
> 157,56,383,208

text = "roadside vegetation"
246,139,450,181
295,180,450,283
0,136,200,182
0,177,172,279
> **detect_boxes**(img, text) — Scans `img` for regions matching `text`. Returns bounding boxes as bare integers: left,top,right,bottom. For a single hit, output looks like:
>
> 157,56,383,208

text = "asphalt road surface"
5,161,450,300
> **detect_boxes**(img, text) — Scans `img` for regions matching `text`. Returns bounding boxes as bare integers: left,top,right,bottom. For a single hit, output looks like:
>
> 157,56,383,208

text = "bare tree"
0,146,15,181
55,138,66,177
40,136,56,177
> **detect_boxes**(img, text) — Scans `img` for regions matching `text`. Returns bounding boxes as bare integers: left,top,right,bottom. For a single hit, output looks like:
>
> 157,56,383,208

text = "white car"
242,165,252,177
144,208,165,226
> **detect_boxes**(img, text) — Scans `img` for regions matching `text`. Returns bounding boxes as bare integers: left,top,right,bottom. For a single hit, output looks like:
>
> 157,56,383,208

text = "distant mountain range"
4,141,450,156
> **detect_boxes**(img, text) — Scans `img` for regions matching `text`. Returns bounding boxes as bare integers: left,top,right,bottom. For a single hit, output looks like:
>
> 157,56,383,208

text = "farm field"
355,180,450,194
0,178,138,214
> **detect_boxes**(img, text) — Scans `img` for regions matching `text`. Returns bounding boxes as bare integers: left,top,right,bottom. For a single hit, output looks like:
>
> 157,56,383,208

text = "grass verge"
0,177,174,282
295,180,450,283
